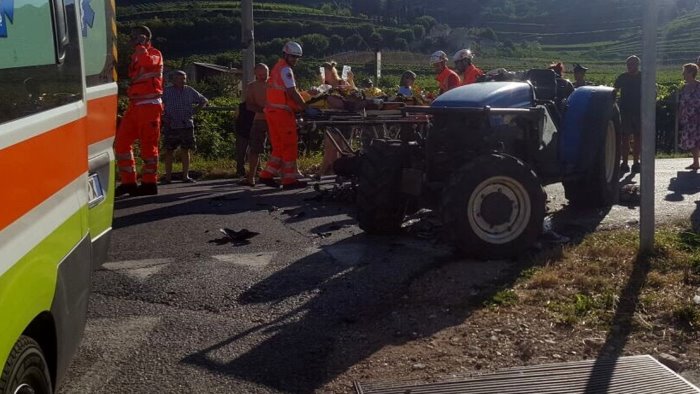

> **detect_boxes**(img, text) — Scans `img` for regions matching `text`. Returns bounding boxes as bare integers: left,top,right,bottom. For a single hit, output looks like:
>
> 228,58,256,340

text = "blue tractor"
356,69,620,258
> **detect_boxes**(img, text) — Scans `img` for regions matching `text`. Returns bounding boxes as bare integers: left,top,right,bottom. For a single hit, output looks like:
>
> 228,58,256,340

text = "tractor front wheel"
442,154,546,259
356,139,407,234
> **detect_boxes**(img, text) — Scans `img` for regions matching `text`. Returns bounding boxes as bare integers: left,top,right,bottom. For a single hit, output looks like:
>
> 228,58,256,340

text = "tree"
298,34,330,57
393,37,409,51
412,24,425,40
345,33,365,50
369,31,384,49
479,27,498,41
329,34,344,50
413,15,437,31
398,29,415,42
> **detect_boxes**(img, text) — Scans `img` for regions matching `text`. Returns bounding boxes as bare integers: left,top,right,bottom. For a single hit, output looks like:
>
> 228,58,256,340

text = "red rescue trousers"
114,103,163,184
259,109,299,184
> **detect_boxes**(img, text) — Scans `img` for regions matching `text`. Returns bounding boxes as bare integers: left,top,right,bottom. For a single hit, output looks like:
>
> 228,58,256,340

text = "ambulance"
0,0,117,392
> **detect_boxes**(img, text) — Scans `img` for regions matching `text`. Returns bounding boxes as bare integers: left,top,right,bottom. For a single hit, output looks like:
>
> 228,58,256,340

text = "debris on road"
208,228,260,246
619,183,641,206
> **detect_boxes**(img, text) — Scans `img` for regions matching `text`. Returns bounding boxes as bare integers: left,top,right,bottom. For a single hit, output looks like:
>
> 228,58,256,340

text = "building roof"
192,62,242,75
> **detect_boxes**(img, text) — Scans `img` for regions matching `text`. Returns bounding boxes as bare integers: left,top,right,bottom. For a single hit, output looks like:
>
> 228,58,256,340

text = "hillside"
115,0,700,70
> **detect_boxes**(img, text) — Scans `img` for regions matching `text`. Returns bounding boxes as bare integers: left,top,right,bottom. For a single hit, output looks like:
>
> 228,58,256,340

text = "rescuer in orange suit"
114,25,164,196
430,50,460,95
258,41,312,189
453,49,484,85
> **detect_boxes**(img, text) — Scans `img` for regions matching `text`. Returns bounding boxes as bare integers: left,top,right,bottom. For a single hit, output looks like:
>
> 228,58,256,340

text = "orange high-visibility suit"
259,59,303,185
114,43,164,185
436,66,460,95
460,64,484,86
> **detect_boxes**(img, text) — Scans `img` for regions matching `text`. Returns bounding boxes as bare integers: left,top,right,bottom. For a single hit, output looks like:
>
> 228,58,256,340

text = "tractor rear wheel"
442,154,546,259
563,117,620,208
356,139,407,234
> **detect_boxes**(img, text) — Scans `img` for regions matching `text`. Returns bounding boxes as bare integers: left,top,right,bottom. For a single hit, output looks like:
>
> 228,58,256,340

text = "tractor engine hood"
431,82,534,109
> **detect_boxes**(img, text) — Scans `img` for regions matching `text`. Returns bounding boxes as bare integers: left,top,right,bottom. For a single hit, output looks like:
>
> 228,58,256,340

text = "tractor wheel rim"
604,120,616,183
467,176,532,244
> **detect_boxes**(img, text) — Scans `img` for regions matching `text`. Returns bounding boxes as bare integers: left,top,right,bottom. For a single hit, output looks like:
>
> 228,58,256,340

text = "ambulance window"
83,0,115,86
0,0,83,125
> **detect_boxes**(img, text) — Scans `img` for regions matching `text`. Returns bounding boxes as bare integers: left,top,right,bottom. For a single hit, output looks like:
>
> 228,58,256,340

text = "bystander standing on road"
679,63,700,171
572,64,592,88
614,55,642,174
240,63,270,186
161,70,208,184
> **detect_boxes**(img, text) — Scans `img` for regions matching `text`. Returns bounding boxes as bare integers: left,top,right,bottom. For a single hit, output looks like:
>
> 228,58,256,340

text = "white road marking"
60,316,161,394
308,243,368,266
211,252,276,268
101,258,173,281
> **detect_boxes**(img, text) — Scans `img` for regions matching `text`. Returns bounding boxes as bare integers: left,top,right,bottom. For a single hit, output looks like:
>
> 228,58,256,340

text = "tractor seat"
526,69,557,102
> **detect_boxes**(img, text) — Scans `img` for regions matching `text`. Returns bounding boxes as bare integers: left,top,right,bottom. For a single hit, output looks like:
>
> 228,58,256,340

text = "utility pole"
640,0,657,254
241,0,254,97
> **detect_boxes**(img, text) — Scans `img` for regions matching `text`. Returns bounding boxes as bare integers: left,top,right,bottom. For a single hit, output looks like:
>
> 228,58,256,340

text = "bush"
193,96,237,159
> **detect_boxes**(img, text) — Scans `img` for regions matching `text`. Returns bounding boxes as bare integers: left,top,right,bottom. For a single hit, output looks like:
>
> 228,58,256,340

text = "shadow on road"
179,202,616,393
112,182,344,230
112,179,637,392
181,233,545,393
666,171,700,202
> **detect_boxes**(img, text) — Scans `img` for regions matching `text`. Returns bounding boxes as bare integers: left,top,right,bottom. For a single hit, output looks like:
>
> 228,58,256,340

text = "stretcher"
298,106,431,157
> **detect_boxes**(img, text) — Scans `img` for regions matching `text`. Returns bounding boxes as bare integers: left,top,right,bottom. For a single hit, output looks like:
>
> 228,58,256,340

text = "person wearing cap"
572,64,592,88
259,41,309,189
114,25,164,196
453,49,484,86
161,70,209,184
548,62,575,99
614,55,642,174
430,50,460,95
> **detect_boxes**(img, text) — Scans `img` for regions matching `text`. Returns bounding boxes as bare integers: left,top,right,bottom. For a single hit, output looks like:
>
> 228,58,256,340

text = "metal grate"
355,355,700,394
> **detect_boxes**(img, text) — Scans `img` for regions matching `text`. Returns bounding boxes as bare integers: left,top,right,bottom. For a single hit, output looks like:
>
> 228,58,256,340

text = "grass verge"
155,151,324,179
504,222,700,331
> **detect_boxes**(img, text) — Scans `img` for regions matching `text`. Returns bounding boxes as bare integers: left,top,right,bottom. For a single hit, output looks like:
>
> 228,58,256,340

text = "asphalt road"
59,158,700,394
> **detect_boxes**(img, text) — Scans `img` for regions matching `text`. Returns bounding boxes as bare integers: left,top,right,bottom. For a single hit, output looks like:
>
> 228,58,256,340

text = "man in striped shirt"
161,70,208,184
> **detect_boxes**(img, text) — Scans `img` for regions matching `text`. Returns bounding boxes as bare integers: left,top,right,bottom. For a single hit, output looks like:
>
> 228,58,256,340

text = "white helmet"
429,50,448,65
453,49,474,62
283,41,303,57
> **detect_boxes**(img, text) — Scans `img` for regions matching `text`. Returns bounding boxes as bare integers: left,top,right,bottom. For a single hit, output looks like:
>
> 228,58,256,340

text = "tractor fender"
558,86,617,175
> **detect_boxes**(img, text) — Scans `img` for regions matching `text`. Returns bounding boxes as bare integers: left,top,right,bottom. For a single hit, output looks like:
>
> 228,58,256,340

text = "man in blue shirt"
161,70,208,183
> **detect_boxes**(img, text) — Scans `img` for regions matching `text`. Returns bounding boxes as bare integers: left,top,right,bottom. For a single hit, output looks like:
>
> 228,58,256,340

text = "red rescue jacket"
266,59,302,113
436,67,460,94
461,64,484,86
127,43,164,103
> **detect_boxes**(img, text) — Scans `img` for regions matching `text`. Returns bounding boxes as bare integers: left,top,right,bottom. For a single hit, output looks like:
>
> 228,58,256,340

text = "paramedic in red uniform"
430,50,460,95
453,49,484,85
114,25,164,196
258,41,309,189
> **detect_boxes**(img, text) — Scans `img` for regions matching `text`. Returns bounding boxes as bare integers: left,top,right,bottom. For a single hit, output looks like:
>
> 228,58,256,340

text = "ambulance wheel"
564,117,620,208
0,336,52,394
356,139,406,234
442,154,546,259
